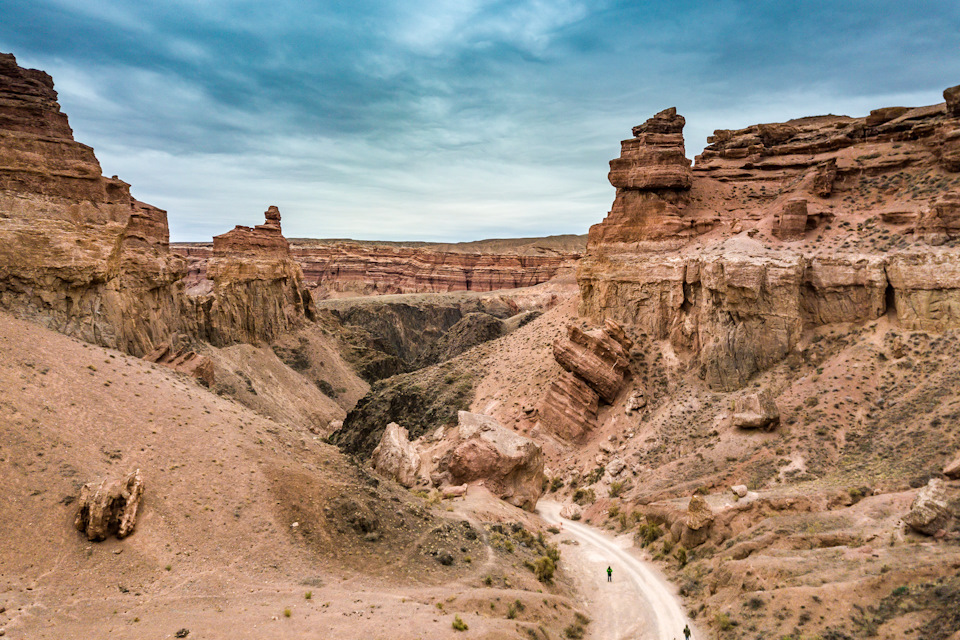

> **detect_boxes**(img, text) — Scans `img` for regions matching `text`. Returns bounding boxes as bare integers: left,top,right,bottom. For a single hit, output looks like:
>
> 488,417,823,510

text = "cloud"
1,0,959,241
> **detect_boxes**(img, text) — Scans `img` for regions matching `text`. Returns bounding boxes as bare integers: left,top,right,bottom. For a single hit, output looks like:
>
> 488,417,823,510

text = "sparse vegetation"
452,614,468,631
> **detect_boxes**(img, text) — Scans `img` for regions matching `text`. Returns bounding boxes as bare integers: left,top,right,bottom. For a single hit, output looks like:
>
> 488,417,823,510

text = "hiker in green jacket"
606,566,612,582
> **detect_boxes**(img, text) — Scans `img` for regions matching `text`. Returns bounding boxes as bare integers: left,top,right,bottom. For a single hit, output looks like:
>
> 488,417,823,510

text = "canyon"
1,49,959,640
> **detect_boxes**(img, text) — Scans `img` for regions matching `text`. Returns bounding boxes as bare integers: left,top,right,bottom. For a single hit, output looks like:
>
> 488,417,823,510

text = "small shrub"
533,556,556,583
305,591,312,600
609,481,626,498
676,546,687,567
573,488,596,505
714,612,734,631
283,608,292,618
891,585,909,597
452,615,468,631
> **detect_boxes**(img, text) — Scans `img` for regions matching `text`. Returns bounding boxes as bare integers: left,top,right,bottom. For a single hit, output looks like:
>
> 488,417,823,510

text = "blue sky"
2,0,959,241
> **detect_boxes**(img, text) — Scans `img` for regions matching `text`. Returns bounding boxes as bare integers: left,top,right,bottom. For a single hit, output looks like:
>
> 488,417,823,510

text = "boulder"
680,494,714,548
75,469,144,541
560,504,582,520
915,192,960,244
945,453,960,479
903,478,952,535
606,458,626,477
370,422,422,488
945,84,960,118
142,342,215,387
813,158,838,197
731,485,749,498
731,391,780,430
625,388,647,413
441,484,468,498
439,412,545,511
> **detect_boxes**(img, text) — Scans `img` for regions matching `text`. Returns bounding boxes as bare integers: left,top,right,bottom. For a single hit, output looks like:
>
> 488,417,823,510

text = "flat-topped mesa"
212,206,290,258
589,108,696,246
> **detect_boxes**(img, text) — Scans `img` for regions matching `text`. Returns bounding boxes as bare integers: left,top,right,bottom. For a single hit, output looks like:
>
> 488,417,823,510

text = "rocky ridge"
580,87,960,390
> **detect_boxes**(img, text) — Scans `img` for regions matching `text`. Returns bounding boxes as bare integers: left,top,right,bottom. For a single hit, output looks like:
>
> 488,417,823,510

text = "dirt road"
538,502,697,640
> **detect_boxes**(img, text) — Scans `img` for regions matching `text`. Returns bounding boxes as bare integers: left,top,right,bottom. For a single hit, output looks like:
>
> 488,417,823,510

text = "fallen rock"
731,390,780,430
774,198,808,240
538,371,600,441
625,388,647,413
606,458,626,477
915,192,960,245
438,412,545,511
680,494,714,548
560,504,581,520
945,453,960,479
441,484,468,498
75,469,144,541
731,485,748,498
370,422,422,488
903,478,952,535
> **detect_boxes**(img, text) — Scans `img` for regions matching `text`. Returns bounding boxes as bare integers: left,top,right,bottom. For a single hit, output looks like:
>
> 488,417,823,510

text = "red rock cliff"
580,86,960,390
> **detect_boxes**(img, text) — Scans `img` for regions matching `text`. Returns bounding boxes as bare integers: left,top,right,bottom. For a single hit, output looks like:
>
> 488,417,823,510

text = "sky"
1,1,959,242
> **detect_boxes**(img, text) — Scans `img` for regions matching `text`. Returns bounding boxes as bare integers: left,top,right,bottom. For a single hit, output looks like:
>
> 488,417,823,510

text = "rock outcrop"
944,453,960,479
370,423,422,488
538,319,632,440
579,90,960,390
142,341,215,387
903,478,952,535
678,494,715,548
0,52,187,356
191,206,314,347
74,469,144,541
436,411,544,511
730,390,780,430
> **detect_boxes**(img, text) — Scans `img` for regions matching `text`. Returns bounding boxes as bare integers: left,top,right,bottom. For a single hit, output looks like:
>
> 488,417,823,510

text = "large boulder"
679,494,715,548
370,422,422,488
945,84,960,118
75,469,144,541
945,453,960,480
538,371,600,441
439,412,545,511
903,478,952,535
731,390,780,430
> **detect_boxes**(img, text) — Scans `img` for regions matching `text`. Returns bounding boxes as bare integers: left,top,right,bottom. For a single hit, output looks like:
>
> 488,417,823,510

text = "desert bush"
573,488,595,505
676,546,687,567
533,556,556,583
609,481,627,498
452,615,468,631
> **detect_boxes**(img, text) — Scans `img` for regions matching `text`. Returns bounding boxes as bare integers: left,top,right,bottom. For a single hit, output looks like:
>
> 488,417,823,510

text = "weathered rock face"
538,319,632,439
944,453,960,479
0,52,188,356
370,423,422,488
580,90,960,390
946,84,960,118
553,322,632,403
538,371,600,441
438,411,544,511
173,236,584,297
188,207,314,347
903,478,952,535
676,494,714,548
74,469,144,541
730,390,780,430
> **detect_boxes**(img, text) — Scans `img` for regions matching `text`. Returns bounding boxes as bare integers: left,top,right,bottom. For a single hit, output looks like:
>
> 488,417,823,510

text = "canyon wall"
579,88,960,390
174,237,583,297
0,53,310,354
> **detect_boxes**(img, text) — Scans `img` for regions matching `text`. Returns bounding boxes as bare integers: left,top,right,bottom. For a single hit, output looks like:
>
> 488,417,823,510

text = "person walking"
683,623,691,639
606,566,612,582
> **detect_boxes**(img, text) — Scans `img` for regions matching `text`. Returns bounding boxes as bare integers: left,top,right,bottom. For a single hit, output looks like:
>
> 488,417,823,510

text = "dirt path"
538,502,697,640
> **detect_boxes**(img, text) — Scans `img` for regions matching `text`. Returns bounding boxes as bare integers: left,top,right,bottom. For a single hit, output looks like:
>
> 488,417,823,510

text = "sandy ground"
538,502,695,640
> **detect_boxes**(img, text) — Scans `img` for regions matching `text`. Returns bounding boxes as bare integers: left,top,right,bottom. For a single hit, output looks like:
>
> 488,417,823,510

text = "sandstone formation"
579,90,960,390
0,54,313,357
903,478,952,535
437,411,544,511
0,52,187,356
730,390,780,430
142,341,215,387
946,84,960,118
370,422,422,488
538,319,632,440
678,494,715,548
174,236,584,297
74,469,144,541
191,206,315,347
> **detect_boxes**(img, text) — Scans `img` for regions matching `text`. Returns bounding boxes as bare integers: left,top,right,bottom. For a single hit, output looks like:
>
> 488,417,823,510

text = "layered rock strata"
580,87,960,390
174,237,584,297
0,52,187,355
0,53,312,355
539,319,632,440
